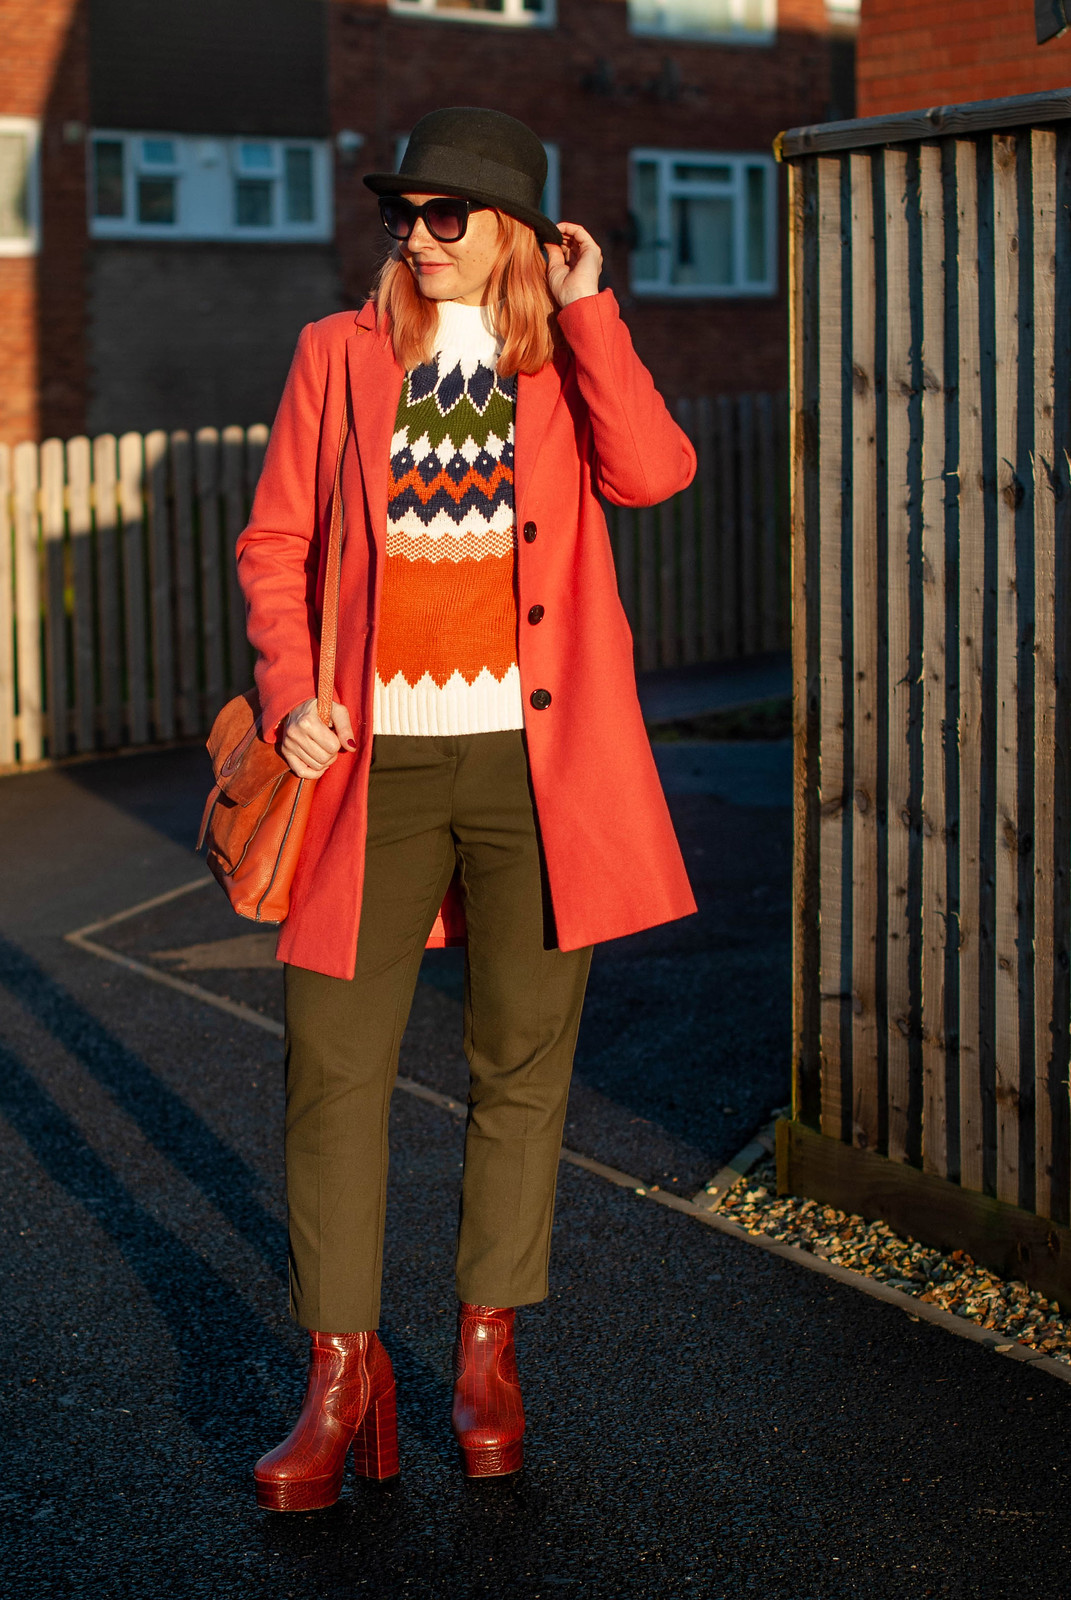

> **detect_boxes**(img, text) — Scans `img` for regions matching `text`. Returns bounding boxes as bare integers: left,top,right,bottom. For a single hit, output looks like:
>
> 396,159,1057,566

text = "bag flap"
207,689,291,805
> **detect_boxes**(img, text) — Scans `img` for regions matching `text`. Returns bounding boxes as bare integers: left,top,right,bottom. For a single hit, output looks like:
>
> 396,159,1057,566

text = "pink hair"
372,211,559,376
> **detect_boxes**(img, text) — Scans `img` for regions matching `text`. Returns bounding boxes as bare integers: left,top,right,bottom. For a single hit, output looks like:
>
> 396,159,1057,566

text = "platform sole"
457,1437,524,1479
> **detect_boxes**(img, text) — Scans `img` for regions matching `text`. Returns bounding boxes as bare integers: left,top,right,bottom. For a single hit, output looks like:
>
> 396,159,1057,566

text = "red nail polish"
346,739,356,750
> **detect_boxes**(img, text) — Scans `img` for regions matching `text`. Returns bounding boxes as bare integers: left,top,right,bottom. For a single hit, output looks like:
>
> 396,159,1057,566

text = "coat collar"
515,353,566,523
346,307,404,552
344,300,567,543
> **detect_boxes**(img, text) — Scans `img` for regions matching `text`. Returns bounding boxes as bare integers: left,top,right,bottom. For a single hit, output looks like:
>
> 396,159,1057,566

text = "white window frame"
388,0,554,27
0,115,41,257
629,149,777,300
88,130,333,242
628,0,776,45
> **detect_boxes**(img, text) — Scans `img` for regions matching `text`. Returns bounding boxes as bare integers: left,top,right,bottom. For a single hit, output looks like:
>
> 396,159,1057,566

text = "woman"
238,107,697,1511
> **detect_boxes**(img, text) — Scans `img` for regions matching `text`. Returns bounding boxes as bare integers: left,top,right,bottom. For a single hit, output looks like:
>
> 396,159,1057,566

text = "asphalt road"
2,738,1070,1600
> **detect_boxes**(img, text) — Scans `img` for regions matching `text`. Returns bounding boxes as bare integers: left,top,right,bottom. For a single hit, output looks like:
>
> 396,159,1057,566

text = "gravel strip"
710,1156,1071,1364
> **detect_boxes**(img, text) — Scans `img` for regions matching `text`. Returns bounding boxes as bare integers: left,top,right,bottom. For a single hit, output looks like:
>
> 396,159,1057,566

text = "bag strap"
316,405,350,726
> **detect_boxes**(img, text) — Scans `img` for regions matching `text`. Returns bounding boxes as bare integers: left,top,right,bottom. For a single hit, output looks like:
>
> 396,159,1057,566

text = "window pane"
142,138,175,166
284,148,314,223
0,132,30,239
236,177,273,226
137,176,175,224
632,160,661,282
240,142,275,172
94,140,125,217
670,194,733,287
630,0,738,33
746,166,767,282
674,162,732,185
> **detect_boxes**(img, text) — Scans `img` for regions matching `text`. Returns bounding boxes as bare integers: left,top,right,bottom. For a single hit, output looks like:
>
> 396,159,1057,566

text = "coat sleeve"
235,321,327,743
554,290,696,507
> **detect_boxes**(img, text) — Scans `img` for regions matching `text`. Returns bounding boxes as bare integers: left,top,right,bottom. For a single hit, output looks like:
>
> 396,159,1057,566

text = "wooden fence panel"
170,431,200,738
13,442,42,763
717,396,739,660
146,430,175,742
952,140,986,1196
850,150,881,1153
784,89,1071,1298
1032,126,1059,1220
118,432,149,745
93,435,123,749
992,132,1022,1209
675,399,699,665
222,425,249,699
919,141,950,1179
0,403,781,771
883,145,914,1166
0,445,14,765
40,439,69,760
817,155,848,1143
195,428,226,723
67,437,96,754
696,396,718,659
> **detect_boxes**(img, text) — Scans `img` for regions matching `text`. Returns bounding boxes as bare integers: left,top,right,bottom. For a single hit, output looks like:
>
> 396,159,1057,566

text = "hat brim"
363,172,563,247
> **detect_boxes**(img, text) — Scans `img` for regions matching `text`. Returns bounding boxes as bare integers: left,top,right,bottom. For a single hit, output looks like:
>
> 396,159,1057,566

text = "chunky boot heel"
459,1435,524,1480
254,1331,398,1511
452,1304,525,1480
351,1384,400,1482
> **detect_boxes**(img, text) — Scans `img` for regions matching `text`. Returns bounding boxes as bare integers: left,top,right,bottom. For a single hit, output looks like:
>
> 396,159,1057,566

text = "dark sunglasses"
378,195,488,244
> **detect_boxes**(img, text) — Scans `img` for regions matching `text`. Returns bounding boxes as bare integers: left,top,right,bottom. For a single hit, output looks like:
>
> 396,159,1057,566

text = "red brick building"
857,0,1071,117
0,0,850,445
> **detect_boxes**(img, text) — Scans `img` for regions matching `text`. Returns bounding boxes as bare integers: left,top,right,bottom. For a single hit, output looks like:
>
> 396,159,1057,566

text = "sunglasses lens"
424,201,467,241
379,199,413,239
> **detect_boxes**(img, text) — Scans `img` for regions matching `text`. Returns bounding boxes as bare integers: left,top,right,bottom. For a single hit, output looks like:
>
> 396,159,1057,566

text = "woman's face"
399,194,503,306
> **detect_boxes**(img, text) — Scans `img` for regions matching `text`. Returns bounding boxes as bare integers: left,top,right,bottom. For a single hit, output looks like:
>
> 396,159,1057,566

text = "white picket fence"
0,397,787,768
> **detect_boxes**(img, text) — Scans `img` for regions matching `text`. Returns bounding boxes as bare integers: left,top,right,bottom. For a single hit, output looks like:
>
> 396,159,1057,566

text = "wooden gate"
781,88,1071,1299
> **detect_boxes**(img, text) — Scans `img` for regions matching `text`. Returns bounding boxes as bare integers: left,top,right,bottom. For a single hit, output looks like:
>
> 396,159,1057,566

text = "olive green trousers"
283,731,593,1333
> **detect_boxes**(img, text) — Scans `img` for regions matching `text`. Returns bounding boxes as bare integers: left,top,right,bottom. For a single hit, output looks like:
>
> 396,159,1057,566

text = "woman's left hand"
544,223,603,308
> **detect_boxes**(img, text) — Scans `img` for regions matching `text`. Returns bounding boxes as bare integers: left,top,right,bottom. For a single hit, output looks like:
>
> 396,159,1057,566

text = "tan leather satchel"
197,410,348,923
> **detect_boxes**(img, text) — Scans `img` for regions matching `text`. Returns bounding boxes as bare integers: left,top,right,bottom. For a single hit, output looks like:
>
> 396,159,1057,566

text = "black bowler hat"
364,106,563,247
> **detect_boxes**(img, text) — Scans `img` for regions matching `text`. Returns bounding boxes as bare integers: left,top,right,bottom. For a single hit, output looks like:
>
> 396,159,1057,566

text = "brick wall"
0,0,89,444
857,0,1071,117
330,0,836,397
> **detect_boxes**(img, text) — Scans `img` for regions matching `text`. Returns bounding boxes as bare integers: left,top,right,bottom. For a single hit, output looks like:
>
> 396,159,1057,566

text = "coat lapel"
346,310,404,554
515,354,566,523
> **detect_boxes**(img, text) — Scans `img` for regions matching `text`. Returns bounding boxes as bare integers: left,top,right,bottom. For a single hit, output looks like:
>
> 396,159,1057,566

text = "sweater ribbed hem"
372,666,524,736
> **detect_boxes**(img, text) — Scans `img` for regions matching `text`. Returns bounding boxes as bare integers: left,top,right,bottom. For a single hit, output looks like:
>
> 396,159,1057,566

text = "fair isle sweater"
372,300,523,736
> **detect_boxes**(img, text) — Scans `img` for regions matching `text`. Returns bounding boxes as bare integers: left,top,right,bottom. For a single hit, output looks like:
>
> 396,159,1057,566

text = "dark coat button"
523,521,538,543
530,688,552,710
527,605,545,624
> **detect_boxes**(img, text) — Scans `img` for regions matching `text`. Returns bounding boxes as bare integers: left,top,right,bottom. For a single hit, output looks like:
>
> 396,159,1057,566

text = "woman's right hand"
278,698,357,779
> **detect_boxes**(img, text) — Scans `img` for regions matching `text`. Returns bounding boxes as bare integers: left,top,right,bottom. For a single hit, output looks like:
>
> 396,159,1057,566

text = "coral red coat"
236,289,698,979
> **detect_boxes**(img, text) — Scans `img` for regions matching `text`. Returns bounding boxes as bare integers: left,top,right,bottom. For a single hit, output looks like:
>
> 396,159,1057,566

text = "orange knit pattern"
375,552,517,690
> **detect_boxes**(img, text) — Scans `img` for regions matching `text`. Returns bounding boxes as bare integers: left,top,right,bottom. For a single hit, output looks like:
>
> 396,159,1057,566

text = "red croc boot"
254,1331,399,1511
451,1304,525,1479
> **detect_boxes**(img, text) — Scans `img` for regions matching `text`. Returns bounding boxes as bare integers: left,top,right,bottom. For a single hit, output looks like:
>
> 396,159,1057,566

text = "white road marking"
65,880,1071,1387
